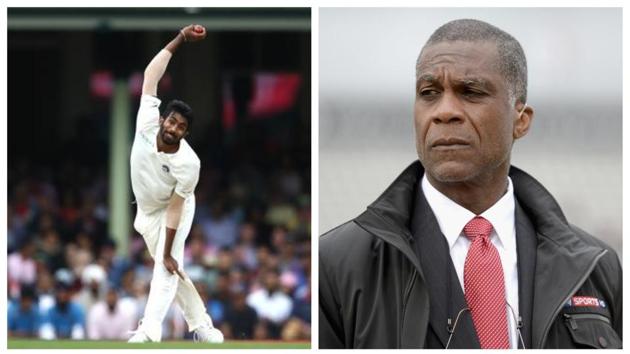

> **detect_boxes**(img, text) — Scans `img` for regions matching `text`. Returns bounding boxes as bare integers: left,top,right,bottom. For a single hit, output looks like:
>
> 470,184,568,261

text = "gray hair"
416,19,528,104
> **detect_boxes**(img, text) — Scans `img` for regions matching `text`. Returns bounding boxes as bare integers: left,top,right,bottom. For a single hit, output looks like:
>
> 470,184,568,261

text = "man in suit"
319,19,622,349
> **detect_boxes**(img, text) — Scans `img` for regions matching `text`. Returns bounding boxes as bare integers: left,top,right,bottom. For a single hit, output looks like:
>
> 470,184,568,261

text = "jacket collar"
355,162,423,273
356,160,603,260
355,160,606,349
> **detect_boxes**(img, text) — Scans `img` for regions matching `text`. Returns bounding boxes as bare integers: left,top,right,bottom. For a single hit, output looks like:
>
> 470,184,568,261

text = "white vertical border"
310,5,320,351
622,4,628,348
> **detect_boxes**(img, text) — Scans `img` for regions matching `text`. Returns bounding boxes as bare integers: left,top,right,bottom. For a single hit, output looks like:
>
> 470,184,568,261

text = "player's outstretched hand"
180,24,207,42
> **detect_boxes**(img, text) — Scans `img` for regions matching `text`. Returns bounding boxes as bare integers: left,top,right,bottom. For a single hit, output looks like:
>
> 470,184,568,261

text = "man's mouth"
430,137,471,150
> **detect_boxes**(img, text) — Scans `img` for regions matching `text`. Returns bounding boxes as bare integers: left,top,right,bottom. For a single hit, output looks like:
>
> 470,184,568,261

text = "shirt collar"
479,177,516,250
421,173,516,250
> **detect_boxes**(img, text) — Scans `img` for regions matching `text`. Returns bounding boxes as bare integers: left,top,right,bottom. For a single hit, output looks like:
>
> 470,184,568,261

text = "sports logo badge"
564,296,606,308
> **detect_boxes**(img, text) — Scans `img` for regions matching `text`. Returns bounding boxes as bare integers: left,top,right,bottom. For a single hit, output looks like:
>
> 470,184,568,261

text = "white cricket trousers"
133,195,211,341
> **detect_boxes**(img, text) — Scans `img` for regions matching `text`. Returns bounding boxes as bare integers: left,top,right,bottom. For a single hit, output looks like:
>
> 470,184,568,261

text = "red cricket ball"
194,25,204,33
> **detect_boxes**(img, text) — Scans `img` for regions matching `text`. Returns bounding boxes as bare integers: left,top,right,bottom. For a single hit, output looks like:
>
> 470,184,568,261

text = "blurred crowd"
7,152,311,341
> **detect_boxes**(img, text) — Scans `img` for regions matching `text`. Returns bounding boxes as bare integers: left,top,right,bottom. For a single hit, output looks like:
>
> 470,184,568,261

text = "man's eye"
419,89,439,97
462,88,485,97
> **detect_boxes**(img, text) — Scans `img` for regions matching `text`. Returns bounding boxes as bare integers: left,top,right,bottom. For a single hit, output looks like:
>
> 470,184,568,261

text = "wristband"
180,29,188,42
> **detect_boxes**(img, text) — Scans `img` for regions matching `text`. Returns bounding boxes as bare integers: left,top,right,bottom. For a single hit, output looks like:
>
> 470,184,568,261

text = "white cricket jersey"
130,95,200,214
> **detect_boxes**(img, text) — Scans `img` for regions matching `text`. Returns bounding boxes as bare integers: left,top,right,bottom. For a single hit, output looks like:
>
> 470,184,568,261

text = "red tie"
463,216,510,349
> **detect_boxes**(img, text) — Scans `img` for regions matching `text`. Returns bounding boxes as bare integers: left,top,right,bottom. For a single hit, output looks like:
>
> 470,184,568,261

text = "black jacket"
319,161,622,349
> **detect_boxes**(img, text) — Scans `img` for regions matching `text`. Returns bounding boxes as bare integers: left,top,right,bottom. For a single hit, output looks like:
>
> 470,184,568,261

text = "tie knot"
463,216,494,241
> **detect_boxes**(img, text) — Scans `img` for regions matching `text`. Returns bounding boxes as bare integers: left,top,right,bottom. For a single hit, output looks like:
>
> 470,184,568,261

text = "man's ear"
513,103,533,140
159,116,165,124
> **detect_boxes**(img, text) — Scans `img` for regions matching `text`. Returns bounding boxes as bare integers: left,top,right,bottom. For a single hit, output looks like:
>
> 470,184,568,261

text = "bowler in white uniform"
127,24,223,343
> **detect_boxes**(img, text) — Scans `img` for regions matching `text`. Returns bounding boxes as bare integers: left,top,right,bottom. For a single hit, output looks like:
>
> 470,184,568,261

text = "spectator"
30,211,58,240
119,268,137,298
253,321,270,340
8,237,37,298
36,230,66,273
87,287,136,340
71,232,95,277
292,275,311,324
8,286,41,338
222,290,258,339
40,281,85,340
75,264,106,314
280,270,298,296
228,267,247,295
234,222,259,270
276,158,303,198
58,190,80,228
200,200,239,248
281,318,309,341
216,247,234,273
246,268,293,338
8,203,27,253
270,226,288,254
35,270,56,316
184,234,210,268
118,268,143,324
69,198,107,249
207,272,230,326
9,181,31,233
97,238,129,288
255,245,273,270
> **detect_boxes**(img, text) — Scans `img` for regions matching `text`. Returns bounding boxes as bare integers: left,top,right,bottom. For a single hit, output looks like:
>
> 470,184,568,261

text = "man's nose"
431,91,464,125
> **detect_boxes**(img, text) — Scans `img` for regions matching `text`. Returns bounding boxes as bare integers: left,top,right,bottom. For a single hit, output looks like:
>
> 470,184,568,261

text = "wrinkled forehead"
417,40,502,81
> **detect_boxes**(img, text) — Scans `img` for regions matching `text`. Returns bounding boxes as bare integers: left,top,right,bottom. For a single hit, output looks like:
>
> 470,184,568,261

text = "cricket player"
128,24,223,343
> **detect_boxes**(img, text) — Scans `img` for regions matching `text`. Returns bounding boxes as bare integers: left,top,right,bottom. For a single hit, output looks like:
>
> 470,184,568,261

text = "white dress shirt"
421,174,520,349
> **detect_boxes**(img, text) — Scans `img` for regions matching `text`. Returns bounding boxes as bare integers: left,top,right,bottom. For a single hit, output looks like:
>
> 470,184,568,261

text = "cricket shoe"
193,323,224,343
128,320,161,343
128,330,151,343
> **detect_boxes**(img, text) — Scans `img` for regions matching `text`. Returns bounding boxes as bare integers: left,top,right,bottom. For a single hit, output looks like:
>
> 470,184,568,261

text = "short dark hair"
163,99,194,130
417,19,528,104
20,286,37,301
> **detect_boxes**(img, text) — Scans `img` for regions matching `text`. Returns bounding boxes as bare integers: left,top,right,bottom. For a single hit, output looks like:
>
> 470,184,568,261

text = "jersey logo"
162,165,170,173
564,296,606,308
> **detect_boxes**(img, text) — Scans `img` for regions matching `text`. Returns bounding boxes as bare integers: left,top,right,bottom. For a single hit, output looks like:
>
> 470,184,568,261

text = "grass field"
7,339,311,349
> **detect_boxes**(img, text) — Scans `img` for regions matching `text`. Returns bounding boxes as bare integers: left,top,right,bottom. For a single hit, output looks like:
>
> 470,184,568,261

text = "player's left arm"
163,193,185,278
163,160,200,277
